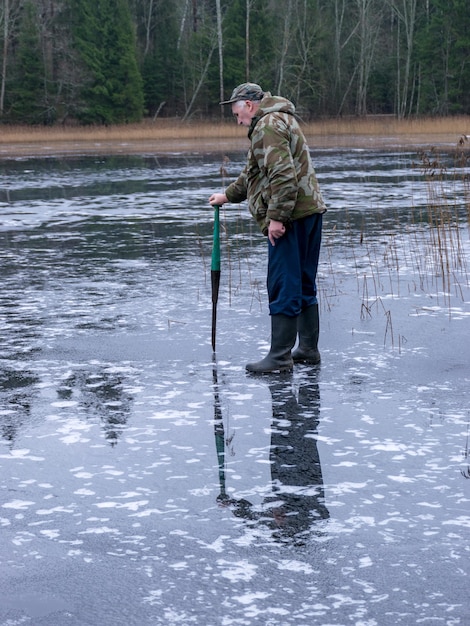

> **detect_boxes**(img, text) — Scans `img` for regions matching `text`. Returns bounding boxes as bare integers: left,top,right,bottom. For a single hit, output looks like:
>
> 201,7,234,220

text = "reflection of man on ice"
214,370,329,542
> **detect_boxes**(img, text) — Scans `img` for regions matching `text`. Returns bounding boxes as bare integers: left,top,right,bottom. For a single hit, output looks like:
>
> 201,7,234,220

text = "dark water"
0,149,469,625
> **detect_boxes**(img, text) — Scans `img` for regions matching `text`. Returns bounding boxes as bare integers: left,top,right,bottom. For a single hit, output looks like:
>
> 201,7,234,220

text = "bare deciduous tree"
182,35,217,121
276,0,292,94
354,0,384,115
0,0,10,115
215,0,223,116
245,0,251,81
389,0,417,118
0,0,22,116
288,0,324,107
333,0,359,115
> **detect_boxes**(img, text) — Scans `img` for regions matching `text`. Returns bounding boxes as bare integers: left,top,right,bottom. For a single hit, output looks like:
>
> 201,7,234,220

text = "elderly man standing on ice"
209,82,327,374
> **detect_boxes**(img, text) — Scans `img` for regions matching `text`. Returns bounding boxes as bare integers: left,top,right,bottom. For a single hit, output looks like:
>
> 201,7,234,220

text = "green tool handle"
211,205,220,272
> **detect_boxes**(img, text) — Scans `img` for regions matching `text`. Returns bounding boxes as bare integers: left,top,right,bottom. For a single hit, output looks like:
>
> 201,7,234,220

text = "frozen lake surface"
0,148,469,625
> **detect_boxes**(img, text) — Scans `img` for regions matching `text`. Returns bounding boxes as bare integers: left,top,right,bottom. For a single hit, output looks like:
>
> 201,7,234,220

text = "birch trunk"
1,0,10,115
215,0,224,116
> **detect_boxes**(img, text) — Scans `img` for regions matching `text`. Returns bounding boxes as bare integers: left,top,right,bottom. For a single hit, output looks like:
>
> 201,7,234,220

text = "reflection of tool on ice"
212,358,250,511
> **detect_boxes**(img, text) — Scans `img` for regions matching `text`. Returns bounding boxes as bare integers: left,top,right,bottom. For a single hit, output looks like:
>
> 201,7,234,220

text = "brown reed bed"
0,115,469,157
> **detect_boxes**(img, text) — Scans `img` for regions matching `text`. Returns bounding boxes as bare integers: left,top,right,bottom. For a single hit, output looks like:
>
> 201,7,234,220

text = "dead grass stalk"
0,115,469,155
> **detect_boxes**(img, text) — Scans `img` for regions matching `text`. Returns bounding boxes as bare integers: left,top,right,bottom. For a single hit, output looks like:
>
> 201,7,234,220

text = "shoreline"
0,117,468,158
0,133,463,159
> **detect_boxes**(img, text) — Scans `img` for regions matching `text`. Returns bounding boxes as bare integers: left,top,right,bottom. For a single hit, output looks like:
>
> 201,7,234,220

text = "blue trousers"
267,213,322,317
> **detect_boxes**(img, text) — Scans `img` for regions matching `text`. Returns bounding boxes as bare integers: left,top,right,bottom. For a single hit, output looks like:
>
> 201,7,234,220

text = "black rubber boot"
246,314,297,374
292,304,321,364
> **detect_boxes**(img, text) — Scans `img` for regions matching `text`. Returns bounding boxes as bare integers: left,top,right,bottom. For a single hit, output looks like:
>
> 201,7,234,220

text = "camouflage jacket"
225,94,326,234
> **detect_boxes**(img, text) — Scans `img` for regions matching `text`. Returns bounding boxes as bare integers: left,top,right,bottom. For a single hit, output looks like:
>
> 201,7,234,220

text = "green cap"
219,82,265,105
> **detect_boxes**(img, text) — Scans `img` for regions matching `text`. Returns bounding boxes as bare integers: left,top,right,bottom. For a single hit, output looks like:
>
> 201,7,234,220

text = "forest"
0,0,469,126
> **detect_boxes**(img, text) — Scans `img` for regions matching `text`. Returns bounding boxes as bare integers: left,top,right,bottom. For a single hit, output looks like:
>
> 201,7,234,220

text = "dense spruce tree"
415,0,453,115
135,0,182,118
220,0,246,90
253,2,281,90
451,0,470,114
1,0,470,124
217,0,277,114
177,1,220,119
7,1,47,123
70,0,144,123
411,0,470,116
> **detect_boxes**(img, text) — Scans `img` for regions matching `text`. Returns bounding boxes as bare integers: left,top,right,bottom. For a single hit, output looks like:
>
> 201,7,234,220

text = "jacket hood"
256,93,296,116
248,94,296,137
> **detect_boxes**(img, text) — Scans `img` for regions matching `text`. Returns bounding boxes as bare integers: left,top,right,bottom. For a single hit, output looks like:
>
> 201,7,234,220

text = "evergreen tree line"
0,0,469,125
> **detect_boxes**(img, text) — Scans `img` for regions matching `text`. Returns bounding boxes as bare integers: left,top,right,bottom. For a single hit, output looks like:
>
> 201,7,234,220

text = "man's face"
232,100,258,126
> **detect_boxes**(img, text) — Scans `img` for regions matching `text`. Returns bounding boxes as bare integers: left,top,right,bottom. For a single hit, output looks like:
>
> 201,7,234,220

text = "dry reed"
314,133,469,353
0,115,469,156
351,140,470,340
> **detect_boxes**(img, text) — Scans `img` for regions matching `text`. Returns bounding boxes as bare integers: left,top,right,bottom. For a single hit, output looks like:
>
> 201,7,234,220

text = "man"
209,82,326,373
